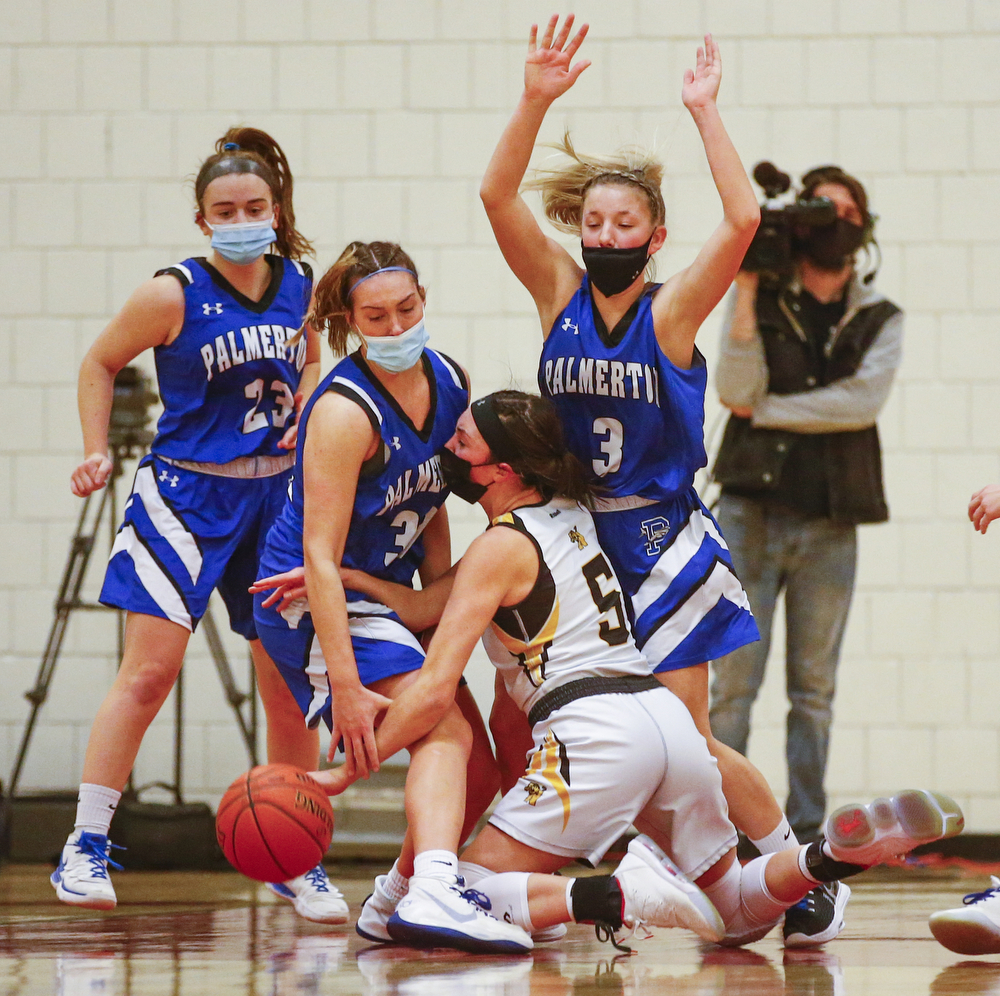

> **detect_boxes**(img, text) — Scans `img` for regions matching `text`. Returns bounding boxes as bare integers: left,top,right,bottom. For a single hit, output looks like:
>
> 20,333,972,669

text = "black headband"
198,156,275,195
470,395,521,465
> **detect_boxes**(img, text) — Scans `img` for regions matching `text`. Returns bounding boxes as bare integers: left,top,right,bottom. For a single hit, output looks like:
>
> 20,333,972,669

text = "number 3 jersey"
483,497,652,718
151,255,312,464
538,275,708,501
260,349,469,603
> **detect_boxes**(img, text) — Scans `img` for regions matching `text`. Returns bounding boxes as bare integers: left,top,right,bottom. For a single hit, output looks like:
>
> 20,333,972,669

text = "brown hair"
306,241,422,356
484,390,594,507
194,126,313,260
523,132,667,236
799,165,874,241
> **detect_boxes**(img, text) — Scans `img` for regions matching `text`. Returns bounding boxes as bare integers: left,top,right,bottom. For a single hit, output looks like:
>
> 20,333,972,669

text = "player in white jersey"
289,390,963,950
53,127,345,923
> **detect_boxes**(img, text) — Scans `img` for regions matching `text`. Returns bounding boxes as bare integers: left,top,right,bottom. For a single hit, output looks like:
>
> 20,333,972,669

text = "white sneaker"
929,877,1000,955
825,790,964,867
613,835,725,943
357,875,398,942
387,875,533,954
358,874,565,945
50,830,121,910
267,864,349,924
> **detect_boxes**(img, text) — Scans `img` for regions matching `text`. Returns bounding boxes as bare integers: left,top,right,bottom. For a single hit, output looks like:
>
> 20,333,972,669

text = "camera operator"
709,165,903,846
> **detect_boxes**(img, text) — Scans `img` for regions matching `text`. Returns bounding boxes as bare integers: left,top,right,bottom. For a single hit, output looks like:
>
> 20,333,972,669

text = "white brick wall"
3,0,1000,831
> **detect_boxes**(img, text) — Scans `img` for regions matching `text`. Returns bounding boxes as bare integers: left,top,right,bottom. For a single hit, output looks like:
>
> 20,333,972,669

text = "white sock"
751,816,799,854
74,784,121,836
381,860,409,904
474,872,535,931
412,850,459,882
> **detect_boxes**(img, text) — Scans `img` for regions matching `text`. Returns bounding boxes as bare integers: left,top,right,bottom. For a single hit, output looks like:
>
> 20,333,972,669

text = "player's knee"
703,854,784,947
117,657,183,708
435,702,474,754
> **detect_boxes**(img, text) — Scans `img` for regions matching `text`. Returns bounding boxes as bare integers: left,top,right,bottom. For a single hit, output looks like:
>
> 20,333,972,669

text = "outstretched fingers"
565,21,589,60
538,13,558,49
552,12,575,50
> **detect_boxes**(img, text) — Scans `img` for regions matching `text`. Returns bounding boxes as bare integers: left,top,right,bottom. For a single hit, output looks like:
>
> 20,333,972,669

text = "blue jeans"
709,494,857,839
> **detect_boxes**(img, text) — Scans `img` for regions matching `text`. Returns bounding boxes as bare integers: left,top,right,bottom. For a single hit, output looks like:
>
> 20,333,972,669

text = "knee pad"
704,854,784,946
470,872,534,931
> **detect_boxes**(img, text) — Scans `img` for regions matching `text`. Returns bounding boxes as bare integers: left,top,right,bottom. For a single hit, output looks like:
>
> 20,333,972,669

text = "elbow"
480,180,501,213
732,202,761,236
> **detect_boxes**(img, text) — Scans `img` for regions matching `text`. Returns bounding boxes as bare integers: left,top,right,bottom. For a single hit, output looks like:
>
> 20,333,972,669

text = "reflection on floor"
2,864,1000,995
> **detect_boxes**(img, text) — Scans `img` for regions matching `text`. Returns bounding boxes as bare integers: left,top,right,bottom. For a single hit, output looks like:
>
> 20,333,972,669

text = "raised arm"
72,275,185,497
480,14,590,332
652,35,760,367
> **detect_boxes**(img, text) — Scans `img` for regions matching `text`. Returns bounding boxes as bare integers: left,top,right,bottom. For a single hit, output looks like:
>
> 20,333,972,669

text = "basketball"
215,764,335,882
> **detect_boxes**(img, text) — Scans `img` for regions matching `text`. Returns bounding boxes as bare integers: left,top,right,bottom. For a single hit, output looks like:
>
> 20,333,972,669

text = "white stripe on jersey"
305,640,333,728
172,262,193,284
134,465,203,584
346,598,394,616
109,524,193,631
332,376,383,425
631,506,727,620
290,259,305,276
349,615,425,653
639,560,751,666
429,349,463,390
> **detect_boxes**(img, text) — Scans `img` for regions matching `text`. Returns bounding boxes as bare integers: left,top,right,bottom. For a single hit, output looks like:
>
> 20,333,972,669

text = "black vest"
713,284,900,524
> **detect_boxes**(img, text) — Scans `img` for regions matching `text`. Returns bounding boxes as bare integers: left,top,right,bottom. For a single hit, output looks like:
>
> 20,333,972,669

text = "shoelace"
75,833,125,875
304,867,329,893
594,919,650,954
963,878,1000,905
459,888,493,913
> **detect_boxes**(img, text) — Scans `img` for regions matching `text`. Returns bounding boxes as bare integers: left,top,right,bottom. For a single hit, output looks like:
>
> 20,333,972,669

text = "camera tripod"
7,436,260,806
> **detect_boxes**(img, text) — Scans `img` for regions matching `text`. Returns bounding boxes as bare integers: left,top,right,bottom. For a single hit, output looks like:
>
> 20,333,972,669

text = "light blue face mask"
208,218,277,265
361,318,429,374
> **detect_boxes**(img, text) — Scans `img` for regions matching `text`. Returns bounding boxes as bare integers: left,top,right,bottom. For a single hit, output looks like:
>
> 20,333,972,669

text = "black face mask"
438,447,491,504
581,235,653,297
799,219,866,271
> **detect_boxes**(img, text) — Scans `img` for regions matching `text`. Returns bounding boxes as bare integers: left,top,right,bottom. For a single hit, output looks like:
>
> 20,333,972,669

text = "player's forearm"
305,554,360,690
481,95,549,212
77,355,116,457
691,103,760,234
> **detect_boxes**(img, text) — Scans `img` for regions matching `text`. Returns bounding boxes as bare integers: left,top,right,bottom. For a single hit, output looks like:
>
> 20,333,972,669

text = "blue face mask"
208,218,277,265
361,318,429,373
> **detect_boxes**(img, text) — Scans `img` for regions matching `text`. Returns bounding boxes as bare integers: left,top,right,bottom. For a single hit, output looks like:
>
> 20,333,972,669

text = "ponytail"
483,390,595,507
194,126,313,260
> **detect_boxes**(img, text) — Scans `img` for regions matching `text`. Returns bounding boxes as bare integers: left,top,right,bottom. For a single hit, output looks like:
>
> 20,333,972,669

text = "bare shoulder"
309,389,378,438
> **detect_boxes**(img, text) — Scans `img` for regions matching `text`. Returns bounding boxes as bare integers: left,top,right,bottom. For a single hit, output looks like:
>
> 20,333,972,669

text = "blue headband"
348,266,415,297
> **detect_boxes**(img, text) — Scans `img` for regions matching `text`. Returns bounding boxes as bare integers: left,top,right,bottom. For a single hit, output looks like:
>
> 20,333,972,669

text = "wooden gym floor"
1,862,998,995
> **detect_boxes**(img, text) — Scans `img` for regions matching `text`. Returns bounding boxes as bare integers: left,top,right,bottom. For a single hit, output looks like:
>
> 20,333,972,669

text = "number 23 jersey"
539,276,709,501
483,497,652,718
151,255,312,464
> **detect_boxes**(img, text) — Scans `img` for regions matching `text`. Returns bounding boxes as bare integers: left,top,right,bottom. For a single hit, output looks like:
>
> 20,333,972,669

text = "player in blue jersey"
54,127,345,923
251,241,528,954
479,16,814,885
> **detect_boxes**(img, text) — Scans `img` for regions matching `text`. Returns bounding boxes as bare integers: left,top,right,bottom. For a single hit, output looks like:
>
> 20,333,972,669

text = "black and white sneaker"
783,882,851,948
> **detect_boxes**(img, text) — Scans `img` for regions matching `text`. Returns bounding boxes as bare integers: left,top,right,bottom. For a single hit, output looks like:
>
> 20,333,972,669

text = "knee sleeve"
457,860,492,886
471,872,534,932
703,854,785,947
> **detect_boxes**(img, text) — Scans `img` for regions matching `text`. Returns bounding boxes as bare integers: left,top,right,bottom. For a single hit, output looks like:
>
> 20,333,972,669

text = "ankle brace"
800,839,867,883
570,875,623,930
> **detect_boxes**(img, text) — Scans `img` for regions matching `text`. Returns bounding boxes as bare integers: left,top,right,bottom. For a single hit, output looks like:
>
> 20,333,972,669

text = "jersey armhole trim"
154,263,193,288
328,379,387,477
430,349,469,394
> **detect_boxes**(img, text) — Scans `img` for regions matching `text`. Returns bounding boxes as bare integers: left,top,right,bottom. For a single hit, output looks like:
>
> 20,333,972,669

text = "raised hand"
969,484,1000,534
682,33,722,112
524,14,591,104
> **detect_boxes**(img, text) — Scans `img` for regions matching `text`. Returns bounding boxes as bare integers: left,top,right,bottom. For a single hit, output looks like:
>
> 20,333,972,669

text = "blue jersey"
538,276,708,501
261,348,469,598
151,255,312,464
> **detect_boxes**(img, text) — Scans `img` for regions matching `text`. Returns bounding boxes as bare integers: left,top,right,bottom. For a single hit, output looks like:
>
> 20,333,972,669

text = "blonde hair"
524,132,666,236
305,241,421,356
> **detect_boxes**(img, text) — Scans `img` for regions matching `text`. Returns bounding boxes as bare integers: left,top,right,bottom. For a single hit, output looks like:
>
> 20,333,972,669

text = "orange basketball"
215,763,335,882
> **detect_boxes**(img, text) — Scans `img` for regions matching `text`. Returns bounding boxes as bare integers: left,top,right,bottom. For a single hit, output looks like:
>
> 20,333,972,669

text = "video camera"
741,162,837,279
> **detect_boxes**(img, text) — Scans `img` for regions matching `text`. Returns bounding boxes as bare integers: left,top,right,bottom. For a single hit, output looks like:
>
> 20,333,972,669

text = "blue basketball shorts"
99,455,290,640
592,490,760,673
254,594,424,730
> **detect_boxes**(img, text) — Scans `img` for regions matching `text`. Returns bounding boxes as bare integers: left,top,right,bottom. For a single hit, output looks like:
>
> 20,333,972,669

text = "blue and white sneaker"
930,877,1000,955
50,829,123,910
387,875,533,954
267,864,349,924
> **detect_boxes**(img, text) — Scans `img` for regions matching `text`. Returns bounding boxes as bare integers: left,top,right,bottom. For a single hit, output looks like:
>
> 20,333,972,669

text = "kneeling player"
263,391,964,950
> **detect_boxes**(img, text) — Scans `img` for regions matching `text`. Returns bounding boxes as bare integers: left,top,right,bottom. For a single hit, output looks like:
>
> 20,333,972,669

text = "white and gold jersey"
482,496,652,717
